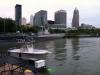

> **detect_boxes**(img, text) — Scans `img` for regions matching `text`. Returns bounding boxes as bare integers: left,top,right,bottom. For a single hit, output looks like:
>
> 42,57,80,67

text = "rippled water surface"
1,38,100,75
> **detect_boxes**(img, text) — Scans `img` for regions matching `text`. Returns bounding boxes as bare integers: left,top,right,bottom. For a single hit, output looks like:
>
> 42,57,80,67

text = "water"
1,38,100,75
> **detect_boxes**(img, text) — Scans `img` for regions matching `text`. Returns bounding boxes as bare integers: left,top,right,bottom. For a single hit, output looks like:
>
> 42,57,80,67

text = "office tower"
72,8,79,28
15,4,22,26
30,15,34,26
21,17,26,25
33,10,47,27
55,10,67,24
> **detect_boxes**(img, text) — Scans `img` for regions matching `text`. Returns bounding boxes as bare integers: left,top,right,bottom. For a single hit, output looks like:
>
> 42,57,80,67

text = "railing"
0,66,24,75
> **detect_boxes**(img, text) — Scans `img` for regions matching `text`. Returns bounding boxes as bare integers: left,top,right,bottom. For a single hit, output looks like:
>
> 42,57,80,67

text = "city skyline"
0,0,100,27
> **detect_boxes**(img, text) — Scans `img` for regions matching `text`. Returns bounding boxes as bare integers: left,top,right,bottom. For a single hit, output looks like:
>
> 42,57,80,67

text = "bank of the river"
64,34,99,38
0,33,65,42
1,33,99,43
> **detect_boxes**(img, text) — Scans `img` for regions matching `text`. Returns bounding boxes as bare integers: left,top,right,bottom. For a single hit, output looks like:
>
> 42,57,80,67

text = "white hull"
9,47,51,60
10,52,47,60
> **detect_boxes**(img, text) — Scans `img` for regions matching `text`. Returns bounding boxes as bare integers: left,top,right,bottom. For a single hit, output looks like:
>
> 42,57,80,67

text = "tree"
5,18,16,32
31,26,41,33
0,17,16,33
0,18,4,32
49,29,66,33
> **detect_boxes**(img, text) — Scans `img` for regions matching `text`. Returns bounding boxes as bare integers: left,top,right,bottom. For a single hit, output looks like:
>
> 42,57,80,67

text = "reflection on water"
1,38,100,75
53,39,67,61
71,38,80,60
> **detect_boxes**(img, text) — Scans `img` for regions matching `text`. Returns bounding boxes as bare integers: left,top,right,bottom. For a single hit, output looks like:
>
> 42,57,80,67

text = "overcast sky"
0,0,100,27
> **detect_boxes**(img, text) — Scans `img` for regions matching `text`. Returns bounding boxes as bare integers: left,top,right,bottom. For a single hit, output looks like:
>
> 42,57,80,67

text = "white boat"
9,44,51,60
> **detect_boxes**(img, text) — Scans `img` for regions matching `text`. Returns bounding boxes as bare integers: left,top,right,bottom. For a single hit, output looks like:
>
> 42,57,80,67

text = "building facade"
33,10,47,28
21,17,26,25
55,10,67,25
15,4,22,26
30,15,34,26
81,23,95,29
72,8,79,28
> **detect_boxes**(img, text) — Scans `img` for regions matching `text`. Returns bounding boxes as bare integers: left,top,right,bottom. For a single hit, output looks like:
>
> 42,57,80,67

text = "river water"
1,37,100,75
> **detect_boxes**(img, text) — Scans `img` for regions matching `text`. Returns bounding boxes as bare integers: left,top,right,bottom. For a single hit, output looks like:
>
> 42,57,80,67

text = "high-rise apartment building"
55,10,67,24
15,4,22,26
72,8,79,28
54,10,67,28
33,10,47,27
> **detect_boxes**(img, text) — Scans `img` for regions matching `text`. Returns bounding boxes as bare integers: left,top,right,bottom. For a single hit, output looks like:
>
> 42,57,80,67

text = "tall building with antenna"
72,8,79,28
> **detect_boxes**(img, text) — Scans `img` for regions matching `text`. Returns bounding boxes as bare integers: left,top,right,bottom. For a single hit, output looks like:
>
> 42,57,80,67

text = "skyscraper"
30,15,34,26
21,17,26,25
55,10,67,25
15,4,22,26
72,8,79,28
33,10,47,27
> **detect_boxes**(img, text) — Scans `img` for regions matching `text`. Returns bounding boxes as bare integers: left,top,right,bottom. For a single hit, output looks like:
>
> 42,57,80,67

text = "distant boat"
8,44,51,60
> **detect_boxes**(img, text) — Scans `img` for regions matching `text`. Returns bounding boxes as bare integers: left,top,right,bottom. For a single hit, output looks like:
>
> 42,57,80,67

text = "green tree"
0,18,4,32
0,17,16,33
31,26,41,33
49,29,66,33
5,18,16,32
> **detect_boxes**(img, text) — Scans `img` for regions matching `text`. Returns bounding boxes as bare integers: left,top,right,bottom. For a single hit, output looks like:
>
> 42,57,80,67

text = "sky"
0,0,100,27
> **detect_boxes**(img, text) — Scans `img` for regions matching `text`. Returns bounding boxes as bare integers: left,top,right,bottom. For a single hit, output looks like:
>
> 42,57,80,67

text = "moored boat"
8,44,51,60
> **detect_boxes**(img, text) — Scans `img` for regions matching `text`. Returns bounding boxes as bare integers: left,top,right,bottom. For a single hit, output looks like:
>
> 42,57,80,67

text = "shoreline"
0,33,65,42
0,33,99,43
64,35,100,38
